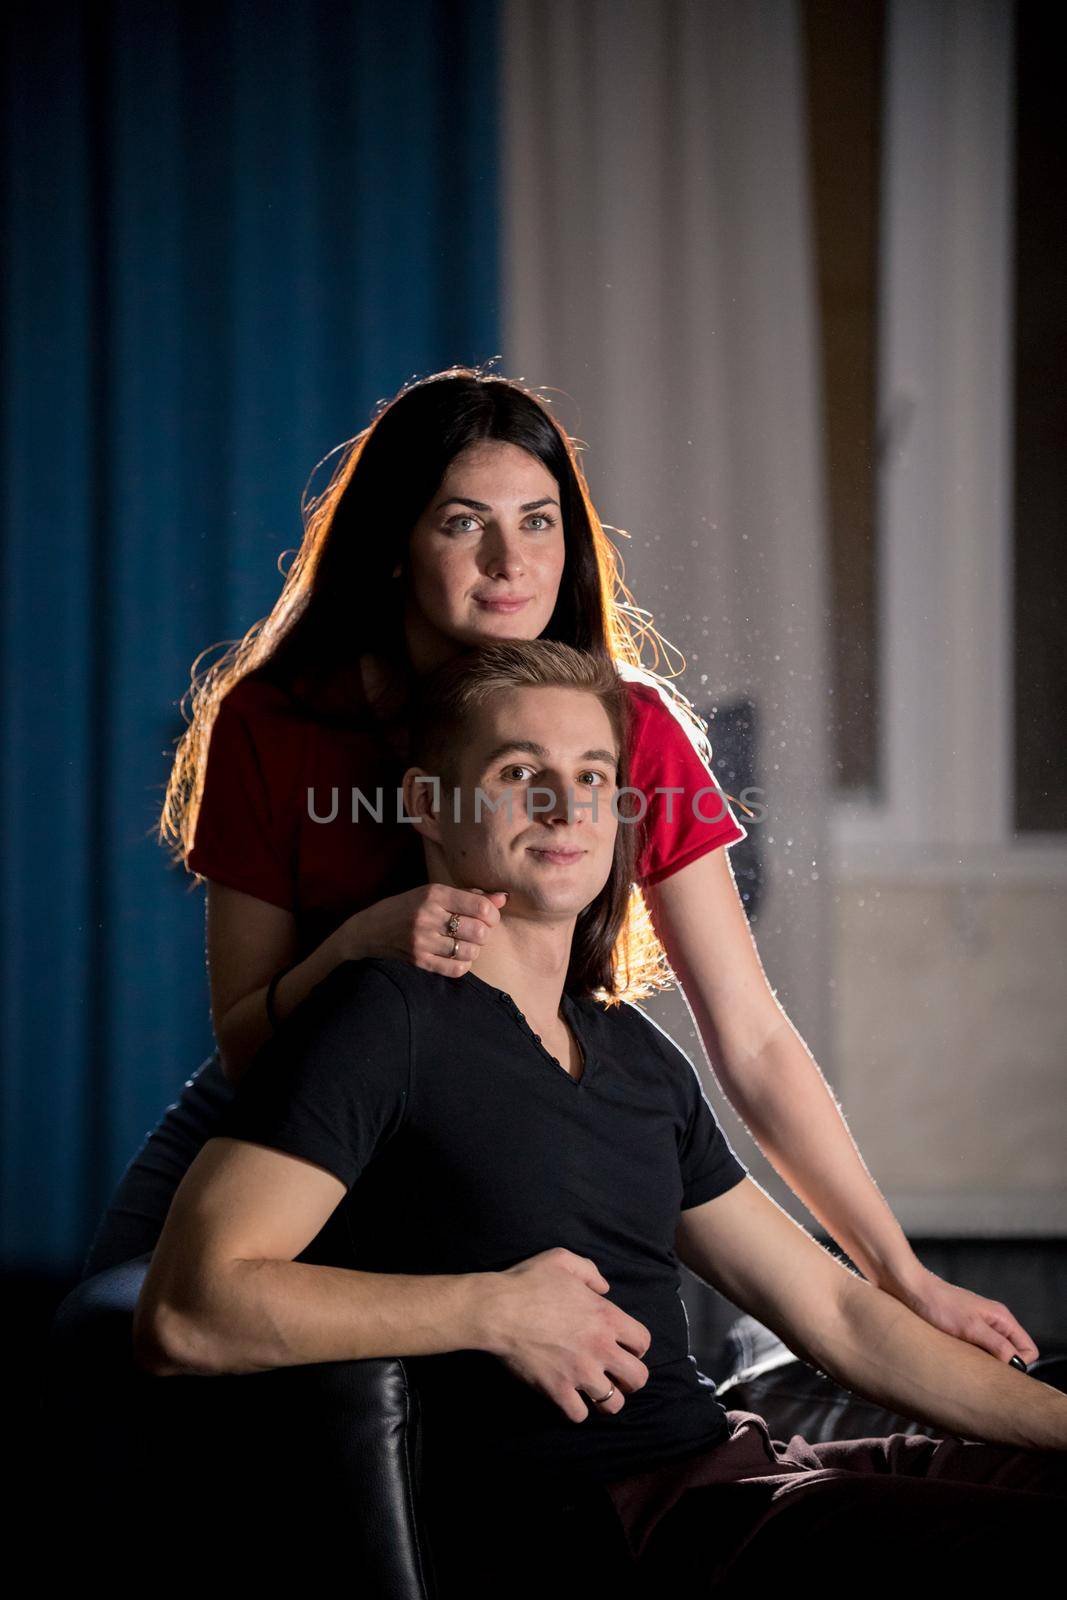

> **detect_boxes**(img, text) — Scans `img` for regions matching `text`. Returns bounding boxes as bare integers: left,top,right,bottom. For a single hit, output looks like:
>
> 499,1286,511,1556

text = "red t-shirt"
186,662,747,957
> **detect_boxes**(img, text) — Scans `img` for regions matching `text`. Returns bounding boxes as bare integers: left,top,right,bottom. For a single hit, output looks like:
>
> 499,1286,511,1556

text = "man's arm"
133,1135,488,1376
676,1176,1067,1452
135,957,653,1421
133,1135,653,1429
134,957,485,1375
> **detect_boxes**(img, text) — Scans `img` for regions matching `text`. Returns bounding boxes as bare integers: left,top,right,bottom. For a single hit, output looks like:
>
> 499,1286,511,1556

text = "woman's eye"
443,513,557,533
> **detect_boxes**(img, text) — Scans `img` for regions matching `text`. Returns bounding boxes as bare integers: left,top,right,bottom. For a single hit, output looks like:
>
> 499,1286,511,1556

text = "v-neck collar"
461,970,595,1088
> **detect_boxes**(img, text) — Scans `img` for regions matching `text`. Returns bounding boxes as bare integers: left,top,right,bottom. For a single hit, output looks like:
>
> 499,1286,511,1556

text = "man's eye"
578,771,611,786
502,764,535,781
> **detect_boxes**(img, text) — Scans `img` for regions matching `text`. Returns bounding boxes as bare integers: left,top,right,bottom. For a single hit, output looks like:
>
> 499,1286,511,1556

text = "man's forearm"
822,1275,1067,1452
137,1258,493,1377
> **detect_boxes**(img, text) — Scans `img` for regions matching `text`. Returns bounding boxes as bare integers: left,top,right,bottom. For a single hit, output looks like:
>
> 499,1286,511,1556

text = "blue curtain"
1,0,502,1271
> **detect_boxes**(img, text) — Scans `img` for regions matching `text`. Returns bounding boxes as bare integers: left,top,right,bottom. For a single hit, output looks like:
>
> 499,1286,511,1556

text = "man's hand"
476,1247,652,1424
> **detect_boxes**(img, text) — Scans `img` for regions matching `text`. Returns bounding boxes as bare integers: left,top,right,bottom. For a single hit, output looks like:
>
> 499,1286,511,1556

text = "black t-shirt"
212,956,749,1494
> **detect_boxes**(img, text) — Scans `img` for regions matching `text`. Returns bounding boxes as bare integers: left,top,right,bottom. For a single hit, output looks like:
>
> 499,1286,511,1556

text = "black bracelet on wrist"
265,965,293,1033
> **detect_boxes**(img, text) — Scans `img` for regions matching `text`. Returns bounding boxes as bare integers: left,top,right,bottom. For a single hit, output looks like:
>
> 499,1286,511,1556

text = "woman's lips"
474,596,531,613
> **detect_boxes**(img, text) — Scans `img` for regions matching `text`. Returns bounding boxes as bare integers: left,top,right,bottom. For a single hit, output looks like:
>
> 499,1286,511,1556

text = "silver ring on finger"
446,912,461,939
586,1383,615,1405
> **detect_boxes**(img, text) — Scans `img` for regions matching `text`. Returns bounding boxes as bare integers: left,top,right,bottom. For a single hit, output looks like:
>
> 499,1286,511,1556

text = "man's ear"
402,766,443,844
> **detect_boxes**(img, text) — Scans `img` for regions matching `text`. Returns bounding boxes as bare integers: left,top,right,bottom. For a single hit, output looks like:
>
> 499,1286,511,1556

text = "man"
135,639,1065,1590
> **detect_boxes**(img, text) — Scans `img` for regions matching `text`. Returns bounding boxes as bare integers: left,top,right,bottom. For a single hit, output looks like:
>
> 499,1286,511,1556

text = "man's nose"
539,779,590,824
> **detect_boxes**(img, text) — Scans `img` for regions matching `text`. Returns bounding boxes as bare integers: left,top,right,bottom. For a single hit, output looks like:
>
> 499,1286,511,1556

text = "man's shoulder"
321,957,471,1016
576,990,698,1076
306,956,414,1022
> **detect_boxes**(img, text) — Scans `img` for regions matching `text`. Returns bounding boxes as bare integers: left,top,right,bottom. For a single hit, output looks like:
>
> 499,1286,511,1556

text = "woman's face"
401,440,567,672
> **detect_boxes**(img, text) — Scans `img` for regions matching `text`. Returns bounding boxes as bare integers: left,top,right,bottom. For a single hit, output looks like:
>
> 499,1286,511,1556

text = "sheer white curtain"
501,0,833,1211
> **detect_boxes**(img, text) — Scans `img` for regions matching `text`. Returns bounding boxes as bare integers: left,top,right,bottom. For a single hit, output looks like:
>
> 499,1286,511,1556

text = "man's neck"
467,918,576,1032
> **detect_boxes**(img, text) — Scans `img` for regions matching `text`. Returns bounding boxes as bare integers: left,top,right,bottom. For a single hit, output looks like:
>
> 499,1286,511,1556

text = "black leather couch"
44,1254,1065,1592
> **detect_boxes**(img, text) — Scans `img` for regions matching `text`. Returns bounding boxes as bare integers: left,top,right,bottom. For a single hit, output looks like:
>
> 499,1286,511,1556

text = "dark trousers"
605,1406,1065,1592
80,1049,233,1278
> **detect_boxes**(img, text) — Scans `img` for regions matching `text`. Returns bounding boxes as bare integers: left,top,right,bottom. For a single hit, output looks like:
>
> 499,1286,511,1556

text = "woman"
82,365,1036,1372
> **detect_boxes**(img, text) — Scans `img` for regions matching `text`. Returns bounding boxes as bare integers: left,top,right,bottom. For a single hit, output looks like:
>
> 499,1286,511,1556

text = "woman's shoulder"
218,667,303,725
203,670,312,810
617,660,690,712
214,666,358,758
228,656,406,740
616,662,710,751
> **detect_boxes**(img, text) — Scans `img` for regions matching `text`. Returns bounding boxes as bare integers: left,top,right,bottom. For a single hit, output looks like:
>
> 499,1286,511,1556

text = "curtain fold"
501,0,833,1199
1,0,501,1270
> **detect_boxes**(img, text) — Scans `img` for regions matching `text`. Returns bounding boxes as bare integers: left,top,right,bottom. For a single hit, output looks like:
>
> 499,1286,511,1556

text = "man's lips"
527,846,586,864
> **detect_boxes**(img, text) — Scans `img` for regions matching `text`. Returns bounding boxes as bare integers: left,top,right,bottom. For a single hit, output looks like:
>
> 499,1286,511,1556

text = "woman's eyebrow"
434,496,560,512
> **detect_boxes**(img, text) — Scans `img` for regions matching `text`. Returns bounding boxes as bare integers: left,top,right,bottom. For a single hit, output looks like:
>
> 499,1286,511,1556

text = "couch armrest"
46,1255,438,1596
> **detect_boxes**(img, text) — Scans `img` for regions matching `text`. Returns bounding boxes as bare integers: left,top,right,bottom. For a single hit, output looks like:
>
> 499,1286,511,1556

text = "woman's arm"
644,846,1040,1364
207,880,507,1086
206,882,346,1087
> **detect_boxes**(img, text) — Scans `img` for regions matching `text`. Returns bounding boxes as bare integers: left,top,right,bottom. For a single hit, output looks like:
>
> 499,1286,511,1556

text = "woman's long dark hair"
272,366,619,709
161,362,721,999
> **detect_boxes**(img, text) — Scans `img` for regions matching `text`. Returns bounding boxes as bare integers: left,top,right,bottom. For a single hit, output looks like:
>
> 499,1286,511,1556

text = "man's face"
415,684,620,919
